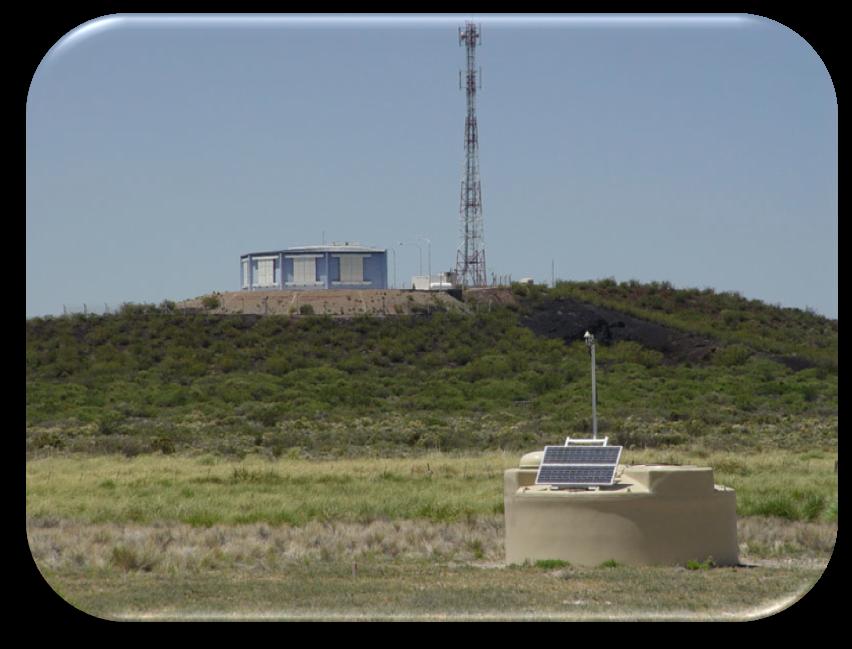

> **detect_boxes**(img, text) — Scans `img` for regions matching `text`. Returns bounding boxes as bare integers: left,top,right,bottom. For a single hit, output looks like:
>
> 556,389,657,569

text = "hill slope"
26,281,837,457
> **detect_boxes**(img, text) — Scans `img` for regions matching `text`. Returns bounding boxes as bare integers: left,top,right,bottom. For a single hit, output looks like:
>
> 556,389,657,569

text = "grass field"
26,281,837,619
26,450,838,527
28,450,836,620
39,559,827,621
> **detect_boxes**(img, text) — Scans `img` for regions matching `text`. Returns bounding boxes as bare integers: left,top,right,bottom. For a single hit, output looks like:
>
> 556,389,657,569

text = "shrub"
713,344,753,367
534,559,570,569
150,436,176,455
30,431,65,450
97,411,125,435
201,295,221,310
299,304,315,315
686,558,715,570
748,495,798,520
111,545,159,572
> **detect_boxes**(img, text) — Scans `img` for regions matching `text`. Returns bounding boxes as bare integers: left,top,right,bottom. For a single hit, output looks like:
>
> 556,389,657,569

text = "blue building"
240,244,388,291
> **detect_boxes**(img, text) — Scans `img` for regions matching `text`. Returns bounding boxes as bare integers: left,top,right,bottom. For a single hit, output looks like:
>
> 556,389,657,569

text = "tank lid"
519,451,544,469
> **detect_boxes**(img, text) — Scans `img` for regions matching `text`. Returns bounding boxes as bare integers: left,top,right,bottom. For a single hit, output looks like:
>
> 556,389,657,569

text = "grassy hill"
26,280,837,457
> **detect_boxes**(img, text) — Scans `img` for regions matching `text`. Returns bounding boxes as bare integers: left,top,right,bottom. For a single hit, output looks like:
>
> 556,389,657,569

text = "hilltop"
176,289,468,317
26,280,837,457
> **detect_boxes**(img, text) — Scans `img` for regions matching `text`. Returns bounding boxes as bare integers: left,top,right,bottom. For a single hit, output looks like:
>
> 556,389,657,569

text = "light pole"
584,331,597,439
418,236,432,287
390,247,397,289
398,241,422,277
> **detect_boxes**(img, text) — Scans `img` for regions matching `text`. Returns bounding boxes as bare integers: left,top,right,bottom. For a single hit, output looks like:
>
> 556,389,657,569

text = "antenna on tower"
454,21,487,288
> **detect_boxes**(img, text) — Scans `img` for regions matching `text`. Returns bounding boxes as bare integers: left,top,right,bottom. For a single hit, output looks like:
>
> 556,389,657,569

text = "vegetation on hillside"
514,279,837,370
26,281,837,457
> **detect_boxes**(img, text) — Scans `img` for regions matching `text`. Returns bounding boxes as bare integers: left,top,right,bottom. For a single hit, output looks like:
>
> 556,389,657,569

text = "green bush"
534,559,570,569
201,295,221,310
713,344,753,367
97,411,125,435
150,436,176,455
686,558,715,570
24,281,837,457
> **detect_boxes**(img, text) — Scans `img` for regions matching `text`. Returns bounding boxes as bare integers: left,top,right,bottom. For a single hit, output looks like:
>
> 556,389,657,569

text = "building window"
254,258,275,287
293,257,317,284
338,255,364,283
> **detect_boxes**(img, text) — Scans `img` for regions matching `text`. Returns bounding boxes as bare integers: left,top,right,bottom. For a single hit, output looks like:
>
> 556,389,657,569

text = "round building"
240,243,388,291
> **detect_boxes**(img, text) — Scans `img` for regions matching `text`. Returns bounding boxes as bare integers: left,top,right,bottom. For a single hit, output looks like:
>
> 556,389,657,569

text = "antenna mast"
455,22,487,288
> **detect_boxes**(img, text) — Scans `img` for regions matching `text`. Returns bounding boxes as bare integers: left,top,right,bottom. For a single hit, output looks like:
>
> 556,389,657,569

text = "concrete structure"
240,244,387,291
410,272,455,291
504,451,739,566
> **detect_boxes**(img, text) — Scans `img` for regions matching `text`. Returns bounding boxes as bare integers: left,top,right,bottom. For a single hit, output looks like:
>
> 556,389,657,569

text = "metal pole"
399,241,423,278
585,331,598,439
391,248,397,289
419,236,432,287
591,342,597,439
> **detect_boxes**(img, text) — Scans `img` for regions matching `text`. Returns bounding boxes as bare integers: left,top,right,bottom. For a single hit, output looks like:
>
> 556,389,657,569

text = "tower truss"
455,22,487,288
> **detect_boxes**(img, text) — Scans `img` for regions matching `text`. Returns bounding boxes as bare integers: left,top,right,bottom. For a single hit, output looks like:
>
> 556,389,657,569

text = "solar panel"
536,464,618,485
535,444,623,487
542,446,622,465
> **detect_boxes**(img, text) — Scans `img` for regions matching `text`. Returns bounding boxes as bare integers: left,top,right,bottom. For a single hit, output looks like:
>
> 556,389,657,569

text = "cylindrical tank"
504,455,738,566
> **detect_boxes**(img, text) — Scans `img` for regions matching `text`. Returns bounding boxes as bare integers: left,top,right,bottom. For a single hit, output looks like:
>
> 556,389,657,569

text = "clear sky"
26,14,837,318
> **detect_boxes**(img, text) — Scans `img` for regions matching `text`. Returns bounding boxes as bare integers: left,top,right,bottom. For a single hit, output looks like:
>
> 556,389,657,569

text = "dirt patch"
767,355,816,372
520,297,719,365
176,289,469,317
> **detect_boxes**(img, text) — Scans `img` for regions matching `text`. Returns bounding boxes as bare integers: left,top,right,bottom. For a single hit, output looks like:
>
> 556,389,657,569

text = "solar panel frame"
536,464,619,485
535,444,623,487
542,446,622,465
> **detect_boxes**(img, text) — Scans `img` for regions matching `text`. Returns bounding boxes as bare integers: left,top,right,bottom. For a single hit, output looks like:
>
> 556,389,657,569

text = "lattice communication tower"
455,22,487,288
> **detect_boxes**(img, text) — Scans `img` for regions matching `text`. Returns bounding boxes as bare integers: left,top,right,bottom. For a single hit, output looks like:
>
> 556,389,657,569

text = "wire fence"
57,301,198,317
61,303,116,316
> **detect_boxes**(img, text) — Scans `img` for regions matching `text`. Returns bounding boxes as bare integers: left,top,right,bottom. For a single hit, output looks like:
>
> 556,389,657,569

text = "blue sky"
26,14,837,318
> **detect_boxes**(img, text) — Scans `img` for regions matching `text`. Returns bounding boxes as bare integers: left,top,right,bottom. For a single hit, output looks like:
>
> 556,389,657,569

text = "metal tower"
455,22,487,288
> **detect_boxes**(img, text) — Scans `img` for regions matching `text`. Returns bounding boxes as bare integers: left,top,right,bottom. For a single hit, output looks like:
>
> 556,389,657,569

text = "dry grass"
738,517,837,558
28,514,834,577
27,516,505,574
38,555,828,621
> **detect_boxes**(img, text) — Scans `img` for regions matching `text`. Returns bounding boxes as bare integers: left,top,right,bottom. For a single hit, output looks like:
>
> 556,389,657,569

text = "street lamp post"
398,241,423,277
390,247,397,289
418,236,432,287
584,331,598,439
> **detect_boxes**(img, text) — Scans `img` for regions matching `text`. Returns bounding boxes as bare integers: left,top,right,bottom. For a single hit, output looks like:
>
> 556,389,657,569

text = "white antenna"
584,331,598,439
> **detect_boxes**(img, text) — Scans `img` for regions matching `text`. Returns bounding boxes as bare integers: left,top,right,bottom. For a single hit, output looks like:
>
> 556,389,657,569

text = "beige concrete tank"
504,452,738,566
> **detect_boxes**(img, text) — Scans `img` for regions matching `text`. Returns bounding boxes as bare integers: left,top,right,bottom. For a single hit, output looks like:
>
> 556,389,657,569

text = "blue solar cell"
535,464,617,486
535,444,623,486
542,446,621,465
